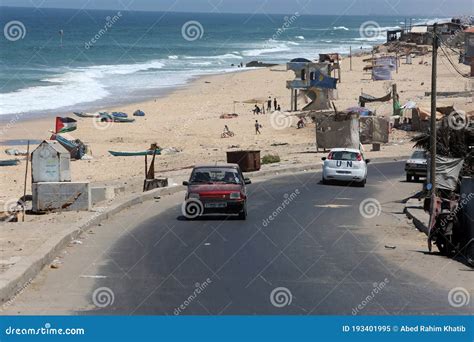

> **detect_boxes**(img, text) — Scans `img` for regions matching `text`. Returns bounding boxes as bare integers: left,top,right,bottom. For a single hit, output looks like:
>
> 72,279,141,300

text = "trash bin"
226,150,261,172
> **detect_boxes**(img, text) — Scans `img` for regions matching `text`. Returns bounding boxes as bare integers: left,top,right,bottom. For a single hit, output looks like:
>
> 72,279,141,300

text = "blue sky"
0,0,472,16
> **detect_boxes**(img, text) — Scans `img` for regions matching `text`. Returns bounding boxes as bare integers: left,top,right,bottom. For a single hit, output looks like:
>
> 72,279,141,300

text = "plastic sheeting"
359,92,392,107
435,156,464,191
360,117,389,144
372,66,392,80
316,116,360,149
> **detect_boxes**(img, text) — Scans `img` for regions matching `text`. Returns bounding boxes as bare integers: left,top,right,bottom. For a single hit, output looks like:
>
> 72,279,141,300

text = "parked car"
182,164,251,220
405,150,427,182
321,148,370,187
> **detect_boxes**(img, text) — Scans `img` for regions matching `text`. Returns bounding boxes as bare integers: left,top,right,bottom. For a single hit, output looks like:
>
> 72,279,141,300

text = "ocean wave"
168,55,179,59
353,35,386,42
333,26,349,31
0,60,166,115
301,27,327,31
83,60,165,75
295,35,305,40
183,53,242,60
242,44,291,57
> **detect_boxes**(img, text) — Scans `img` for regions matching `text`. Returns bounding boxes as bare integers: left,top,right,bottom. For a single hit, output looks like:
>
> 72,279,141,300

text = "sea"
0,6,442,119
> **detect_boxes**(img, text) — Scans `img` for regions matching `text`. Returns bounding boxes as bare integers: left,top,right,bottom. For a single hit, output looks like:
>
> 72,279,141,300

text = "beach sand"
0,50,472,207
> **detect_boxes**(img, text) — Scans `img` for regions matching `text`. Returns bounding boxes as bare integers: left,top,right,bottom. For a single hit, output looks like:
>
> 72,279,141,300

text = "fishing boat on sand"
108,149,161,157
0,159,20,166
73,111,100,118
99,112,135,123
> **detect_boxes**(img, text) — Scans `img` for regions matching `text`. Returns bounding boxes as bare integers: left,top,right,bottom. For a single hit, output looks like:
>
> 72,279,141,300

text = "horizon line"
0,5,456,18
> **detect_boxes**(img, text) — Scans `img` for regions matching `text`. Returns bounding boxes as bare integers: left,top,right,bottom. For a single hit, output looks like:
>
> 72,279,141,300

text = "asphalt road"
3,161,472,315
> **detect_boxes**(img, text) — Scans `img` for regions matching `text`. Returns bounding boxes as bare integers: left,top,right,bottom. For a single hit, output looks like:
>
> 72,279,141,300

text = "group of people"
253,97,280,115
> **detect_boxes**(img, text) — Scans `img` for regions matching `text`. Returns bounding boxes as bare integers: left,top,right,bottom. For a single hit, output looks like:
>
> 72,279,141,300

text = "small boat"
99,112,134,123
73,111,100,118
114,117,135,123
111,111,128,118
108,149,161,157
0,159,20,166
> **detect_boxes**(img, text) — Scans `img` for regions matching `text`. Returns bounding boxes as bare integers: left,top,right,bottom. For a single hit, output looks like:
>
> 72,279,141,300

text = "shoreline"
0,48,374,124
1,48,471,205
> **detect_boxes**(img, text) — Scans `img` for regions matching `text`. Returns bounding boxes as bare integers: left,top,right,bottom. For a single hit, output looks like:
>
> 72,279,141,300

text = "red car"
182,164,251,220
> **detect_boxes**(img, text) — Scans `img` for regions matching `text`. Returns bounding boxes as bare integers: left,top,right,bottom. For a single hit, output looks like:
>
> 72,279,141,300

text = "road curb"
404,198,429,235
0,155,409,305
0,185,185,305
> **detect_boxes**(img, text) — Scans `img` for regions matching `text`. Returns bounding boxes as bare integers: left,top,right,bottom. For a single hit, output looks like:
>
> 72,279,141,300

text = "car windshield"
411,151,426,159
331,151,359,161
190,168,242,184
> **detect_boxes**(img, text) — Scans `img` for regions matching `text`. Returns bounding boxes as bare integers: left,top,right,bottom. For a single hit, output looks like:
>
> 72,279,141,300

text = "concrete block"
91,186,116,205
32,182,91,212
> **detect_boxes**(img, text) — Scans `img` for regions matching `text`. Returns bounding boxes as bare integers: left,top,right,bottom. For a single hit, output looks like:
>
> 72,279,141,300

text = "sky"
0,0,472,16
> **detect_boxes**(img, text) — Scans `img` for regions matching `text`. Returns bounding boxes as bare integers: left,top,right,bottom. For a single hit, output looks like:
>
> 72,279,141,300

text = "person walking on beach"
273,98,278,111
277,104,281,111
255,120,261,134
253,105,261,115
267,98,272,111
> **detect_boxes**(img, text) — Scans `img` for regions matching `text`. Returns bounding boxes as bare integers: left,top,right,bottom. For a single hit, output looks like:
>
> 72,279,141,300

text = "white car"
321,148,370,187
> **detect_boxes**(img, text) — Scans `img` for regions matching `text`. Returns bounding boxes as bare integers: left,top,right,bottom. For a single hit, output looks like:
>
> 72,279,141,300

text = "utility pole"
430,23,438,195
349,46,352,71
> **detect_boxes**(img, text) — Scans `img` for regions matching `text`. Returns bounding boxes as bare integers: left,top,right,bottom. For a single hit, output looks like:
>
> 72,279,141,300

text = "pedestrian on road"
255,120,261,134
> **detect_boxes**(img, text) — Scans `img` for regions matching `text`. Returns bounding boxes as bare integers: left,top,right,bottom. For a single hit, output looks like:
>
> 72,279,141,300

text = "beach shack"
31,140,91,212
286,58,337,111
31,140,71,183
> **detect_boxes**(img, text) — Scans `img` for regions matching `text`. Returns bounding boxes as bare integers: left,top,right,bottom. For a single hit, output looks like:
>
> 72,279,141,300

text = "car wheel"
356,179,366,187
322,177,328,185
238,204,247,220
406,174,412,182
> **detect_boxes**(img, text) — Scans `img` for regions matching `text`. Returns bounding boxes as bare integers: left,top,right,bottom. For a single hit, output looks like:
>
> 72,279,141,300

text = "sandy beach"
0,50,472,207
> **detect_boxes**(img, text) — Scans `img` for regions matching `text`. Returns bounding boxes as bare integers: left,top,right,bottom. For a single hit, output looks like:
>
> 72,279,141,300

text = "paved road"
3,161,471,315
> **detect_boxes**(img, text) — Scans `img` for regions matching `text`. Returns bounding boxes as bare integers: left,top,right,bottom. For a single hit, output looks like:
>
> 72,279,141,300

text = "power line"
436,41,470,78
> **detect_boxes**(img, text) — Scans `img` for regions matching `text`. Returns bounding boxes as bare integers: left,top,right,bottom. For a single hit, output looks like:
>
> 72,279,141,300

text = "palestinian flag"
55,117,77,133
